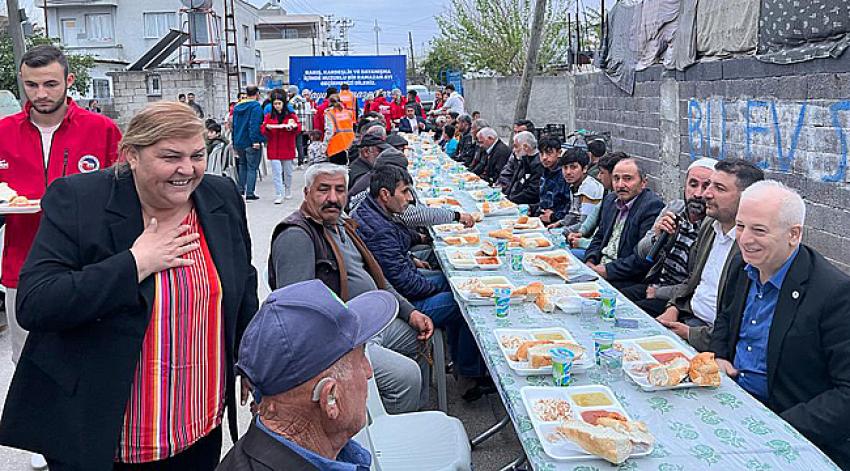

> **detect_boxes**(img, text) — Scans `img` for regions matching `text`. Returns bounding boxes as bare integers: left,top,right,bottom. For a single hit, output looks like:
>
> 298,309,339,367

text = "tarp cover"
696,0,759,58
601,0,644,94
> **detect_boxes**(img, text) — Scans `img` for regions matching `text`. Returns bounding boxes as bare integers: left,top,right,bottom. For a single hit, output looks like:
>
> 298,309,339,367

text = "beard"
686,198,707,220
30,86,68,115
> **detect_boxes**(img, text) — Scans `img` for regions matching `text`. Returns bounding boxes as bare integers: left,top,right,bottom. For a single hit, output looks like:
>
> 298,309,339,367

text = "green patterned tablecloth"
415,149,839,470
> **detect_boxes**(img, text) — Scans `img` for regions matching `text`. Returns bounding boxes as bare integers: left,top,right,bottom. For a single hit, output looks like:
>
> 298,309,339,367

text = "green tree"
434,0,575,76
0,32,96,98
421,37,467,84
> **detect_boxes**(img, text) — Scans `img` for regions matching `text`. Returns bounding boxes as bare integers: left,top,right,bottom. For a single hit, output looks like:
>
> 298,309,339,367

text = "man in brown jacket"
657,159,763,351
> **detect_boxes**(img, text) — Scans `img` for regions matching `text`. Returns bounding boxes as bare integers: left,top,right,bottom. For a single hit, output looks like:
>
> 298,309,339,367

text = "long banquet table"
407,136,840,470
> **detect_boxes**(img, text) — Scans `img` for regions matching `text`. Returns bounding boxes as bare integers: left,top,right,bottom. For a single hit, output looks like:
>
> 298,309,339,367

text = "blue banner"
445,69,464,95
289,55,407,106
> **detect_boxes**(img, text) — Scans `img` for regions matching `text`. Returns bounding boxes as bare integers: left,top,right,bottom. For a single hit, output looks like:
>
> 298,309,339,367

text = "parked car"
0,90,21,119
407,84,435,112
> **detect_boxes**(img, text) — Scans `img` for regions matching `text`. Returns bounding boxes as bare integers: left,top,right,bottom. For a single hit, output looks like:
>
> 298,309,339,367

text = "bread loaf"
688,352,721,387
556,420,632,464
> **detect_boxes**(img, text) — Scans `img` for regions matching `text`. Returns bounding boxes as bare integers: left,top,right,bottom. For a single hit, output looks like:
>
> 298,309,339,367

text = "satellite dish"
181,0,213,9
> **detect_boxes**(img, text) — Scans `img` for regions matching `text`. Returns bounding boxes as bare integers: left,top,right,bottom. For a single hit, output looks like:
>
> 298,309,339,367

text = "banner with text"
289,55,407,106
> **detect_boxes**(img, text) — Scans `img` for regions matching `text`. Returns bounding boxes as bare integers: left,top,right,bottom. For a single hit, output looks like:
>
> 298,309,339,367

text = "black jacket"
454,131,476,164
397,116,425,133
711,246,850,469
480,140,512,184
0,170,259,471
218,420,318,470
585,189,664,282
504,153,544,205
348,156,374,191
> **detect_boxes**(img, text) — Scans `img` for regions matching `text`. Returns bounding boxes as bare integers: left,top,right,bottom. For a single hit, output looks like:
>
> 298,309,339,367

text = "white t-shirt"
691,221,737,325
443,92,465,114
34,122,60,167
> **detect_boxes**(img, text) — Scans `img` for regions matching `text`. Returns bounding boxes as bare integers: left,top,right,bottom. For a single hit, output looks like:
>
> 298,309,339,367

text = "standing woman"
0,102,259,471
262,97,301,203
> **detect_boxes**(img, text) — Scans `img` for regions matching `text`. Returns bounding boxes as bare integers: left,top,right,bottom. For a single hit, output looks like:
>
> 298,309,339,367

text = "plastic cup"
551,348,575,386
599,288,617,321
518,205,530,216
599,348,624,381
495,240,508,258
494,287,511,318
580,299,599,328
592,331,615,365
509,248,524,272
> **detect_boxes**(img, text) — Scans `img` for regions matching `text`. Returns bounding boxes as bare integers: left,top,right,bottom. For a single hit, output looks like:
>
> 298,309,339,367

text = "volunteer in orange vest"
323,94,355,160
338,83,359,120
0,44,121,470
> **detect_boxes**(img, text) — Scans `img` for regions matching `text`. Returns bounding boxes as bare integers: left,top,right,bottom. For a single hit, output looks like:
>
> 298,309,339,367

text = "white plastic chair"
358,346,472,471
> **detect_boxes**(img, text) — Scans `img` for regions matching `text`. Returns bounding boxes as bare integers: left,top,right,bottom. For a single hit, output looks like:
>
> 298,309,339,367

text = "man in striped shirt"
625,157,718,316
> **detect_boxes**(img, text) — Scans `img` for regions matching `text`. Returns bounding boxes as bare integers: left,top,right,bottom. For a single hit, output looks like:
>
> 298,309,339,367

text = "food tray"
522,250,575,276
521,385,653,461
618,335,699,391
567,281,603,299
468,189,504,202
448,276,522,306
494,327,591,376
445,248,503,271
515,234,554,252
0,200,41,214
499,217,545,233
437,233,482,247
433,224,480,239
476,201,519,217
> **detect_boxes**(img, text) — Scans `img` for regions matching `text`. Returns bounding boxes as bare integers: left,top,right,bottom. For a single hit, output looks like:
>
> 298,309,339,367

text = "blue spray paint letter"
771,101,807,173
823,100,850,183
688,99,704,161
746,100,771,169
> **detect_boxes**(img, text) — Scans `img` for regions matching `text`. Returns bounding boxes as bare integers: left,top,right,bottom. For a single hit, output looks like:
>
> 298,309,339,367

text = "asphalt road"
0,168,524,470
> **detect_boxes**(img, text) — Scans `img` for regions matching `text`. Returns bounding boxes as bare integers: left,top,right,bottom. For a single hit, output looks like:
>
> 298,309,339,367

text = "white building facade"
43,0,261,100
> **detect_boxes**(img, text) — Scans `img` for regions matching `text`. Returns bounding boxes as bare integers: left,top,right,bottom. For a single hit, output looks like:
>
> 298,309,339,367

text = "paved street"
0,167,523,470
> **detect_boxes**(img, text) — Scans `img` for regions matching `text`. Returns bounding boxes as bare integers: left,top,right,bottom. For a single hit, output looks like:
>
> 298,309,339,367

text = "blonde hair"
119,102,206,158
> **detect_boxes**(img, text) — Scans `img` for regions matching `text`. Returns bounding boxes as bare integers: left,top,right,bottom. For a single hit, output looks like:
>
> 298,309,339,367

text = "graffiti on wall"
688,98,850,183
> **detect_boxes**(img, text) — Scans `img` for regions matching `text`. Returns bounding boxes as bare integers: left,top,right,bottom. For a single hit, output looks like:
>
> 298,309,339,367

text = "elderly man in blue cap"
219,279,398,470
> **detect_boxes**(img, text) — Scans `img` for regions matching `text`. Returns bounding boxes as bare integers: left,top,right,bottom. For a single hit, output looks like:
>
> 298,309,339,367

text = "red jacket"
312,101,330,140
369,97,392,131
389,99,406,123
0,98,121,288
261,113,301,160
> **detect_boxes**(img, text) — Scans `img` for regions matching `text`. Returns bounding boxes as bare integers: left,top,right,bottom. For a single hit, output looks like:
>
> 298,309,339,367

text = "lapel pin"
792,291,800,299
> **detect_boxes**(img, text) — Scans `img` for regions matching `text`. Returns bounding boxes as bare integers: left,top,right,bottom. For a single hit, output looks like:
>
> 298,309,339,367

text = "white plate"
0,200,41,214
522,250,575,276
554,296,583,314
476,201,519,217
494,328,591,376
445,248,503,271
437,233,482,247
449,276,521,306
618,335,700,391
521,385,653,462
568,281,604,299
499,217,545,233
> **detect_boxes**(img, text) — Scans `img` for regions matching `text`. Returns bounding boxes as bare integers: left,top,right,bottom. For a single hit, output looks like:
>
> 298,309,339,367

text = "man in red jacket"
0,47,121,393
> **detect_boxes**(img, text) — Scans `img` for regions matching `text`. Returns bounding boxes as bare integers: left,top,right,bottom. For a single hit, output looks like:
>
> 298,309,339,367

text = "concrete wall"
464,54,850,271
462,76,575,139
109,68,227,129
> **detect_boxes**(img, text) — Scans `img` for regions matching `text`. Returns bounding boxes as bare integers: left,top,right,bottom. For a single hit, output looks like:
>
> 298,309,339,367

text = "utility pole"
513,0,547,122
6,0,27,101
408,31,415,70
42,0,48,37
373,19,381,55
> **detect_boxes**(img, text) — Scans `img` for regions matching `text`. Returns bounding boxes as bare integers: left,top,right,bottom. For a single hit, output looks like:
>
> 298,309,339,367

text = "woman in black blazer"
0,102,259,471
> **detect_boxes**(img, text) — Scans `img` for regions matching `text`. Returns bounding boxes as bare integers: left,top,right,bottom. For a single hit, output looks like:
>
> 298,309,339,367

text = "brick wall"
108,69,228,130
464,53,850,271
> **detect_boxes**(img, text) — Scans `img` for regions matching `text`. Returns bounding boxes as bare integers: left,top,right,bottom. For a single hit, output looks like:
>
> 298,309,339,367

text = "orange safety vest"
339,90,356,114
325,108,355,156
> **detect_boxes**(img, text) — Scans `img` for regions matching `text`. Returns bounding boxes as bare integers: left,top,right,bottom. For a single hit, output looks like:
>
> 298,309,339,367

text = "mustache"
322,202,342,211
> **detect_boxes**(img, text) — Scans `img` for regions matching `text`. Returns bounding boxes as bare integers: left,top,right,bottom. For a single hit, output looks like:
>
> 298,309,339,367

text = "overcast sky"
10,0,602,57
